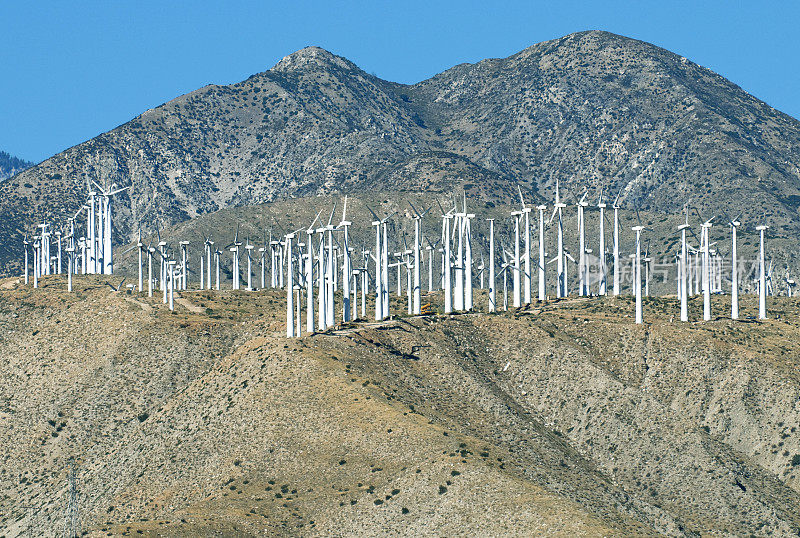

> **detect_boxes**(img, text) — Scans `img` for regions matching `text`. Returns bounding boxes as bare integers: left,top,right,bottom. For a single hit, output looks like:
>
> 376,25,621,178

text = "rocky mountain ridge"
2,31,800,275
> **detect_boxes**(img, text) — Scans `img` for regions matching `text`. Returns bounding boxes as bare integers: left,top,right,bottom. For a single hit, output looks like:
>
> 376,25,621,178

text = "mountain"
3,30,800,274
0,150,33,181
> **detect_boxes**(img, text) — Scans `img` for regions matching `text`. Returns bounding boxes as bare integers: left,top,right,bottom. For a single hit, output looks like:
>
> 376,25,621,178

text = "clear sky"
2,1,798,163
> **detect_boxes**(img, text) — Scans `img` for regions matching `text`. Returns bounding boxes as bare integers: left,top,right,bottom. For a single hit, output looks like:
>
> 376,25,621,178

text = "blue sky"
2,1,798,163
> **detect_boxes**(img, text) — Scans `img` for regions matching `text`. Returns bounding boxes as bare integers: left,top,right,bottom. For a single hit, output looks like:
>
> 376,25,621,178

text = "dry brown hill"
1,277,799,536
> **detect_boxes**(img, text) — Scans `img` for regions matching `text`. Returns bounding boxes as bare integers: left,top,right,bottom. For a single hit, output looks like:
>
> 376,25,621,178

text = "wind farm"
3,27,800,537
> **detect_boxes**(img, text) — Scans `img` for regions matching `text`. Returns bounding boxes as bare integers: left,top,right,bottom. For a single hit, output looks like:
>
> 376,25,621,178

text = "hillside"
0,151,33,181
1,277,799,535
3,31,800,274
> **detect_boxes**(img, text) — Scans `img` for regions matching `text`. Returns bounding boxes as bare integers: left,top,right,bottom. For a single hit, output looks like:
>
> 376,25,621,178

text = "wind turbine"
408,201,431,315
136,231,144,292
227,225,242,290
366,205,395,320
205,236,214,290
632,226,644,324
728,215,741,320
65,246,75,292
612,192,621,296
487,218,495,312
286,232,296,337
597,192,607,296
180,241,189,290
325,203,337,327
306,211,321,333
575,189,588,296
339,197,353,322
23,235,29,284
536,204,547,301
442,209,453,313
256,229,267,290
699,214,714,321
245,238,254,291
511,209,522,307
464,207,475,311
677,217,690,322
549,179,567,298
92,181,130,274
147,242,155,298
518,186,532,304
756,222,768,319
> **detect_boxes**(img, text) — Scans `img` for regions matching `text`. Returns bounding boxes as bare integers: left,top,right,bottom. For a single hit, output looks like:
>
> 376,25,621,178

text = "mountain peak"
272,46,357,73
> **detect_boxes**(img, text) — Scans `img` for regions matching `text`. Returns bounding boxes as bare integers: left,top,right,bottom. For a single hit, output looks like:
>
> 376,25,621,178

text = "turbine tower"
612,193,621,296
632,225,644,324
518,186,532,304
549,179,568,298
487,218,495,312
537,205,547,301
339,197,353,322
286,233,296,337
511,210,522,307
678,222,690,322
598,194,607,296
757,224,768,320
729,217,740,320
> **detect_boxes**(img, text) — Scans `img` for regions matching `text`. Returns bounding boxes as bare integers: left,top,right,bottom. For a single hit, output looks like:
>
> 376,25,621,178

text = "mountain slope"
2,280,800,535
407,31,800,223
0,151,33,181
3,31,800,275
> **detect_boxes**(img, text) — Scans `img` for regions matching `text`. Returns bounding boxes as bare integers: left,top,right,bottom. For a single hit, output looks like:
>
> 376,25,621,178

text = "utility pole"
65,458,80,538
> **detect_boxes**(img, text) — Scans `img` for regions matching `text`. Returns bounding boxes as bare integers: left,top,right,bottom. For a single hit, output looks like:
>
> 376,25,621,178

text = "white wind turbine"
316,219,329,330
549,179,568,298
305,211,321,333
147,241,155,297
728,215,741,320
214,244,222,290
537,204,547,301
517,186,532,304
92,181,130,274
756,222,768,320
167,260,177,311
245,238,254,291
23,235,29,284
612,192,621,296
699,214,714,322
32,236,39,288
56,230,62,274
575,189,589,297
136,231,144,292
477,253,485,289
339,197,353,322
464,211,474,311
632,225,644,324
325,204,337,327
442,209,454,314
270,234,279,288
511,209,522,307
204,236,214,290
227,226,242,290
366,205,396,321
66,245,75,292
286,232,296,337
408,201,431,315
677,218,690,322
487,218,496,311
180,241,189,290
259,238,267,290
597,192,607,296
